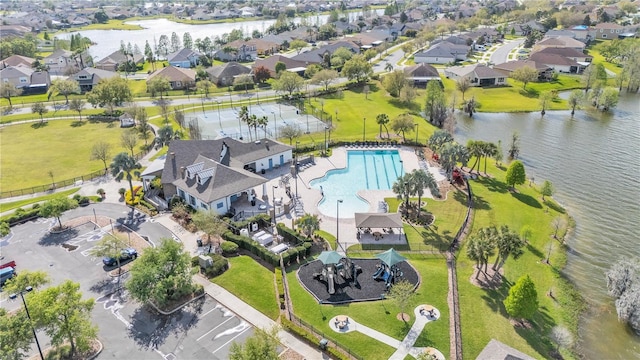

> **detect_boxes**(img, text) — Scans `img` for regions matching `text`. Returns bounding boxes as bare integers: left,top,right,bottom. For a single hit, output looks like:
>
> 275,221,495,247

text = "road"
490,38,525,64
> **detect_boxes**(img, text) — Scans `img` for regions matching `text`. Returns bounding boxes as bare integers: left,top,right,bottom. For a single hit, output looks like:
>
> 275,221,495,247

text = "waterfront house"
444,64,507,87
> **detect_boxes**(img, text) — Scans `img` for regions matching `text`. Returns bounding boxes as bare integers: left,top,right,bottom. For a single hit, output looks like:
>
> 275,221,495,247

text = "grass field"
286,256,450,360
455,160,580,359
211,255,279,320
0,120,140,192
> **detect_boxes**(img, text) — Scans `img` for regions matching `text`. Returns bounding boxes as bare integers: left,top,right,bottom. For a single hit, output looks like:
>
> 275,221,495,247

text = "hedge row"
228,213,271,233
277,223,310,245
192,253,229,278
222,231,280,266
2,206,41,226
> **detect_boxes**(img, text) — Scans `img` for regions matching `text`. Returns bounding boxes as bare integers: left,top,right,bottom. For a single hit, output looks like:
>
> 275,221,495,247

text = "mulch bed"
297,259,420,304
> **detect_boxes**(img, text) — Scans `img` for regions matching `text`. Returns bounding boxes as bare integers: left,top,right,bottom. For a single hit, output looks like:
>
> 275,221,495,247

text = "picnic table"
336,315,349,329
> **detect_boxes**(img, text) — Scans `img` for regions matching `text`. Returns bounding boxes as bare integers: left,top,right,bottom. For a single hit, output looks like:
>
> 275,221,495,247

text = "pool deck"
240,145,445,253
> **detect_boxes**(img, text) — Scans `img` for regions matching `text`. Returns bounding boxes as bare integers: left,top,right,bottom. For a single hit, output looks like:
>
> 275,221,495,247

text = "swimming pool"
310,150,403,218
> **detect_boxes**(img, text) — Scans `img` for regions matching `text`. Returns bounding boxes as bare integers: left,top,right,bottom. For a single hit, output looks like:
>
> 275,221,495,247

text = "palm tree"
392,174,413,212
376,113,390,139
297,213,321,238
409,169,440,209
492,225,525,272
482,142,497,174
466,227,497,278
466,140,483,174
427,129,453,155
110,152,142,199
238,106,251,140
440,143,470,181
256,115,268,139
384,62,393,72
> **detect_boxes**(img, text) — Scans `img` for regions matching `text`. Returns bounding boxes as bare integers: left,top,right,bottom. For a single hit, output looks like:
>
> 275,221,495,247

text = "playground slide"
372,267,384,280
381,269,391,282
328,273,335,295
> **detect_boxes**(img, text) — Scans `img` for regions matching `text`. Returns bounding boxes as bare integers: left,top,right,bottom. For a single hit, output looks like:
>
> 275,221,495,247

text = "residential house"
147,66,196,90
414,42,469,64
0,55,35,70
95,50,144,72
593,22,625,40
291,40,360,66
43,49,75,75
207,62,252,87
533,36,586,53
508,21,545,36
0,66,51,94
403,63,441,87
161,138,293,215
253,55,307,77
477,339,535,360
444,64,507,87
0,24,31,37
347,30,393,49
533,47,592,64
528,52,588,74
167,48,202,68
72,67,119,92
546,27,594,43
493,60,554,81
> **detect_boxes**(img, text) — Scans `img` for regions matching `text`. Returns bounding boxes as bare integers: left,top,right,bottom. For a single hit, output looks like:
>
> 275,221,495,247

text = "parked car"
102,248,138,266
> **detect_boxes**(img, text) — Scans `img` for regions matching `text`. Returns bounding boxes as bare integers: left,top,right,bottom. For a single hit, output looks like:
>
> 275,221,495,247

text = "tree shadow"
37,228,80,246
511,192,543,209
543,200,566,214
31,121,48,129
514,306,557,359
419,227,451,253
388,98,421,112
526,243,544,259
127,297,205,350
479,275,511,314
475,176,509,194
519,88,539,98
70,120,85,127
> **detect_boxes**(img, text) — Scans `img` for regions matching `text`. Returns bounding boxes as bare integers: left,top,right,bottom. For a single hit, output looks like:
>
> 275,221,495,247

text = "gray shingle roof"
476,339,535,360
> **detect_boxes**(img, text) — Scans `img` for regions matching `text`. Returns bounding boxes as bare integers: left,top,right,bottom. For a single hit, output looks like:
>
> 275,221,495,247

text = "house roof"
96,50,144,65
493,60,551,73
73,67,119,84
45,49,73,60
252,55,307,74
418,41,469,58
476,339,535,360
537,36,585,49
1,54,35,69
171,154,267,203
147,66,196,82
162,138,292,186
594,22,624,29
291,40,360,64
529,52,580,66
167,48,201,63
404,63,440,77
207,62,251,80
534,47,592,59
445,64,504,79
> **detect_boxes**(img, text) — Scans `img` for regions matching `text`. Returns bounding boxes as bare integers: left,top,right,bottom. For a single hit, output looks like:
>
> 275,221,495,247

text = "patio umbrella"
317,251,343,265
375,248,406,267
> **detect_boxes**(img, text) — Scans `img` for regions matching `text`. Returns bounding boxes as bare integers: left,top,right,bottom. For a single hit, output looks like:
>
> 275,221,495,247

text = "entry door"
280,155,284,165
268,158,273,169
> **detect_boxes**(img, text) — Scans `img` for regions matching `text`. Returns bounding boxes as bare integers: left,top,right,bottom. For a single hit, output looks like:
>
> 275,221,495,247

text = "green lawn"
456,160,580,359
0,188,80,213
211,255,279,320
286,256,450,360
442,75,583,113
0,120,138,192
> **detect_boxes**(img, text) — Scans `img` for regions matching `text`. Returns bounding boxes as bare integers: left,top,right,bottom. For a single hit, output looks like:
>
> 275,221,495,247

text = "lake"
56,10,383,61
455,93,640,358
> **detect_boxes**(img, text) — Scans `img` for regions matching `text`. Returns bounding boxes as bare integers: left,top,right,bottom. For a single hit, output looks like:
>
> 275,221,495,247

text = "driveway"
490,38,525,64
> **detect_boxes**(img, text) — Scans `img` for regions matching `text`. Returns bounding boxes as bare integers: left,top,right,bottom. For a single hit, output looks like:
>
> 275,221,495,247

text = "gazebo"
354,213,405,244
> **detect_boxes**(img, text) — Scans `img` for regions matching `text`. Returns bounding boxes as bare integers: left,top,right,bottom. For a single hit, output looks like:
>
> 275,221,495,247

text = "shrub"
31,203,40,210
118,188,126,195
220,241,239,255
3,207,41,226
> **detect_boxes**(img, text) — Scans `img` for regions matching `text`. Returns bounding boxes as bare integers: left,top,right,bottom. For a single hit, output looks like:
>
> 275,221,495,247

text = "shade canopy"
375,248,406,267
317,251,344,265
354,213,403,229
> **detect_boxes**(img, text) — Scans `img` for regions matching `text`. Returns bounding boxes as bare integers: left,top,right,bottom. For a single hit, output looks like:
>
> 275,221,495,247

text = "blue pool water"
310,150,403,218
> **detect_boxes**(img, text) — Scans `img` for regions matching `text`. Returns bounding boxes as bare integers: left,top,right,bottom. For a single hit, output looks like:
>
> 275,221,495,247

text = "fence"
1,148,150,199
288,313,365,360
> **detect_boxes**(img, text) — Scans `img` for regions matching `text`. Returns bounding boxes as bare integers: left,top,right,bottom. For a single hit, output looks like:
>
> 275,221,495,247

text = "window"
176,81,182,87
201,203,208,210
216,202,224,209
178,189,185,199
602,34,607,38
498,78,505,82
189,195,196,206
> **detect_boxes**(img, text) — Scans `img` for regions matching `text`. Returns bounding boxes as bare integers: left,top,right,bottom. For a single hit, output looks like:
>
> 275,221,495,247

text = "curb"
147,291,205,315
87,339,104,360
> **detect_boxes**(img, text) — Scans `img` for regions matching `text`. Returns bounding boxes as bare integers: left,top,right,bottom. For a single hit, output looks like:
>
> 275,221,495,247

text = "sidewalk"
193,276,326,360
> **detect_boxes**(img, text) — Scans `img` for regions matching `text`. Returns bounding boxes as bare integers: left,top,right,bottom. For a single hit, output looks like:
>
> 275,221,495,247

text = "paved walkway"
328,305,444,360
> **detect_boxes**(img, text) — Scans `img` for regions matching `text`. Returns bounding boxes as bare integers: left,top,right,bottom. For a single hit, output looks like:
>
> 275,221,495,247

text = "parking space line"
200,307,218,319
196,316,236,342
210,327,251,355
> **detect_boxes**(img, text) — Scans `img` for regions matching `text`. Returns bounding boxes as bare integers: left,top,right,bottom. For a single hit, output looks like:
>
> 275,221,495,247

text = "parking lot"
0,203,256,359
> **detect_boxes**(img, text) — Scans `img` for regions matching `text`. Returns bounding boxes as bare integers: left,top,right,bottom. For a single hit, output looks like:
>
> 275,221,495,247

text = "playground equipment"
314,251,362,294
373,248,407,290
